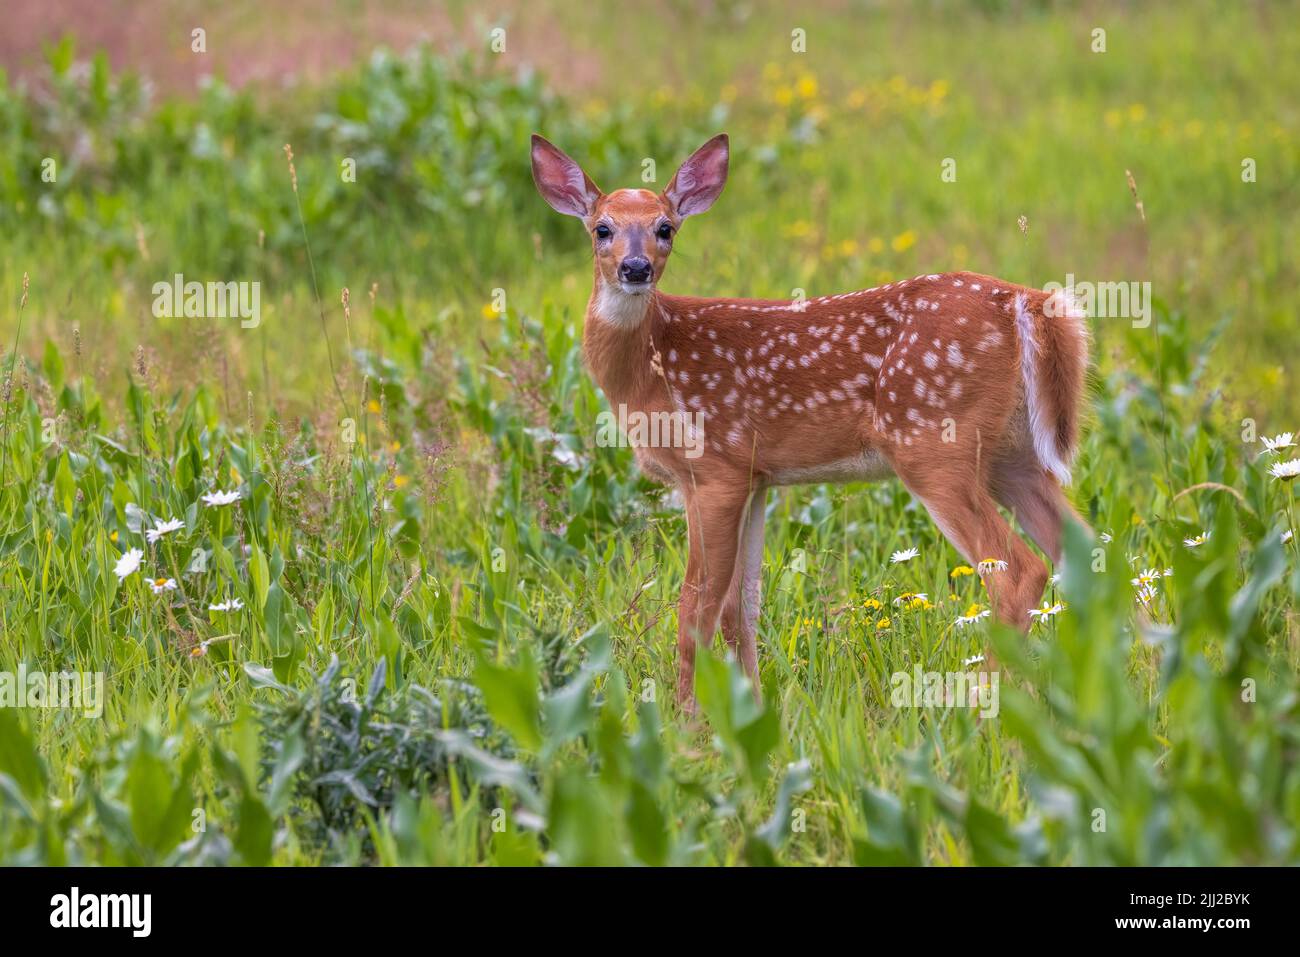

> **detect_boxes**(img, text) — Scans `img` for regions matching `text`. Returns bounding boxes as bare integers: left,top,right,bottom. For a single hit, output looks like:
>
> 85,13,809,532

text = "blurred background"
1,0,1297,416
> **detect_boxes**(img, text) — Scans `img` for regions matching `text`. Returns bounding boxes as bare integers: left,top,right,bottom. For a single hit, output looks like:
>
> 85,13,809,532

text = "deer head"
531,133,729,324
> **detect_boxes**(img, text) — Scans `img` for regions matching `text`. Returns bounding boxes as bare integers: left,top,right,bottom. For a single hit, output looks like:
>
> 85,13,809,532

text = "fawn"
531,132,1089,710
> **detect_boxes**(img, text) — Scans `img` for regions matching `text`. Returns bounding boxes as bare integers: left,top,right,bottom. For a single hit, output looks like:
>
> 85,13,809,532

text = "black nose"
619,257,653,284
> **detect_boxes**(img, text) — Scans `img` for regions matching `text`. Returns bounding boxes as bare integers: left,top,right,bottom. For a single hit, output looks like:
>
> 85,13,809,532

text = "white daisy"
955,604,990,627
1048,572,1062,586
1183,532,1210,548
201,489,242,507
114,548,144,580
1099,532,1113,544
1135,585,1157,607
890,547,919,564
1028,602,1065,621
892,591,929,606
977,558,1008,574
1131,568,1162,587
1268,459,1300,481
209,597,245,612
961,654,985,666
149,577,177,594
1283,530,1294,545
146,517,185,543
1261,432,1295,454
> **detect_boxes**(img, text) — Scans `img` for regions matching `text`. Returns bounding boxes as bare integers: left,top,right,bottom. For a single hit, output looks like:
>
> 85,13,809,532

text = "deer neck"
583,275,662,409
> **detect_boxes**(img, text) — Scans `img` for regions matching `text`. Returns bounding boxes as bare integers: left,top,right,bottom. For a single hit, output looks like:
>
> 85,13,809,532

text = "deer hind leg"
991,458,1089,564
894,464,1047,630
676,483,750,711
720,487,767,697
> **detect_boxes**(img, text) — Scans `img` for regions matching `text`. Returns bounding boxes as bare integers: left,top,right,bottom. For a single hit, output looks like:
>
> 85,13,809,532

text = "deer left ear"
663,133,728,219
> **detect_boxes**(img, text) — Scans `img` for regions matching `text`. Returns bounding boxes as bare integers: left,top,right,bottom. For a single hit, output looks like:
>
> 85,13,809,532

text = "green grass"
1,0,1299,865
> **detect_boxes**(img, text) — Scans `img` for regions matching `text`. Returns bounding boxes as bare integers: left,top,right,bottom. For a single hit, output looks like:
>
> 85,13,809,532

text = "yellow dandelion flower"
367,399,381,414
481,302,499,319
876,617,891,630
950,565,975,578
796,74,818,99
393,475,410,488
891,230,916,253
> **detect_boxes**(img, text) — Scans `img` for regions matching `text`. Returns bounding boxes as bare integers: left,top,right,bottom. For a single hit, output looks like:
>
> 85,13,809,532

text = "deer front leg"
676,483,750,713
720,487,767,698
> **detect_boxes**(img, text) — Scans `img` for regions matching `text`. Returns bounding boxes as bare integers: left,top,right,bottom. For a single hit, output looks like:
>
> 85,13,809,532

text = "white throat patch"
593,282,652,329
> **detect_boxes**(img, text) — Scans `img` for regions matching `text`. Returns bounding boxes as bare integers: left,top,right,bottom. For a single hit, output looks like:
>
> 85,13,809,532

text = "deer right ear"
531,135,602,218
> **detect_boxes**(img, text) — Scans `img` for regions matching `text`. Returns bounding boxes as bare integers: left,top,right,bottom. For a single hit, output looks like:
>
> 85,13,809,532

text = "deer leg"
720,487,767,697
992,463,1089,564
896,471,1047,630
676,484,750,712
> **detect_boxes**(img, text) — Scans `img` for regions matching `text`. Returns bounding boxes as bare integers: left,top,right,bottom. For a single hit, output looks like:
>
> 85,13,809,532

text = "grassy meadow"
1,0,1299,865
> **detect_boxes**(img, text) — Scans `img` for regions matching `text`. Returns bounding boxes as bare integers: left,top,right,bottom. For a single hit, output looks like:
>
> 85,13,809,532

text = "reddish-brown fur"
532,133,1090,710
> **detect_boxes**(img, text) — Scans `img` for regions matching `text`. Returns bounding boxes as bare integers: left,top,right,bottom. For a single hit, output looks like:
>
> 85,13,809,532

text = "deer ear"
664,133,729,219
531,134,602,218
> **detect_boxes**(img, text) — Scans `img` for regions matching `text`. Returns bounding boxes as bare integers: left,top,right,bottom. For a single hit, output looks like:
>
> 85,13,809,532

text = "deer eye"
656,222,673,241
594,224,612,240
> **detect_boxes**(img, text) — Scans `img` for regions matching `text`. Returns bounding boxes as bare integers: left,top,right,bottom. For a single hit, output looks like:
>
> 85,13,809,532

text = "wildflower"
962,654,985,666
114,548,144,580
149,578,177,595
110,530,119,543
1183,532,1210,548
893,592,928,607
1131,568,1162,588
201,489,241,507
1261,432,1295,454
1029,602,1065,622
863,597,883,611
209,598,245,612
978,558,1008,574
1283,530,1294,545
891,230,917,253
890,547,919,564
1135,585,1157,607
1267,459,1300,481
875,618,891,630
1099,531,1113,543
1048,573,1061,586
146,518,185,543
949,565,975,578
955,604,990,627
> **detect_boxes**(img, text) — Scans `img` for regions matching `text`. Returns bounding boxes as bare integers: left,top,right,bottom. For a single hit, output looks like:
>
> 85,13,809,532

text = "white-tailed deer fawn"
532,132,1089,710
